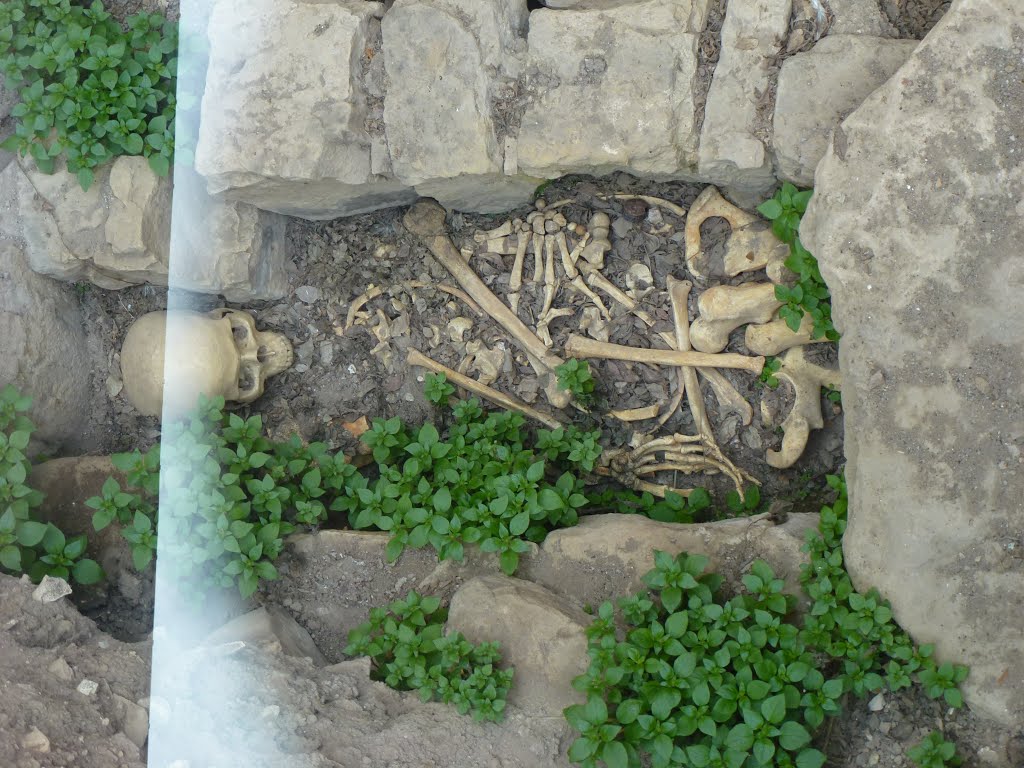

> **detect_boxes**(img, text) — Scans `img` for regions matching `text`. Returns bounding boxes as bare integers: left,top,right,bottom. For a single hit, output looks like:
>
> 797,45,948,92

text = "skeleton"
745,313,830,356
685,186,790,281
120,309,292,419
762,346,841,468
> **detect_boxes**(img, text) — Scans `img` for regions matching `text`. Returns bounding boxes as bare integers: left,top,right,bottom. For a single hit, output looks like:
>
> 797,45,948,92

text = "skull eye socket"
237,364,257,394
231,321,251,344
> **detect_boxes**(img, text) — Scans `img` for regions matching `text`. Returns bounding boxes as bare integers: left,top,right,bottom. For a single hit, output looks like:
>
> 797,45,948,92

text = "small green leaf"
601,741,627,768
757,198,784,220
16,521,47,547
72,558,103,585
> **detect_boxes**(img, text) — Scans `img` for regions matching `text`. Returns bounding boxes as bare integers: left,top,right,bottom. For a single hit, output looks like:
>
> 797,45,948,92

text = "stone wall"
191,0,923,218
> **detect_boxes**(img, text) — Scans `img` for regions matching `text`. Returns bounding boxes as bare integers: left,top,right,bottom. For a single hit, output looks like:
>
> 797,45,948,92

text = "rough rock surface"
0,574,150,768
381,0,538,211
828,0,900,36
698,0,791,198
448,575,590,715
0,241,91,453
518,0,710,178
772,35,917,185
0,159,290,302
203,606,329,666
521,512,819,610
195,0,414,219
800,0,1024,726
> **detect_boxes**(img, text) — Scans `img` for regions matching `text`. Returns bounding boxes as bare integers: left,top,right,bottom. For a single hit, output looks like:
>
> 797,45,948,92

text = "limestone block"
518,0,710,178
448,575,590,716
800,0,1024,726
520,513,818,612
827,0,898,36
698,0,792,197
203,606,329,666
382,0,536,212
0,241,91,453
196,0,408,218
772,35,917,186
0,159,289,302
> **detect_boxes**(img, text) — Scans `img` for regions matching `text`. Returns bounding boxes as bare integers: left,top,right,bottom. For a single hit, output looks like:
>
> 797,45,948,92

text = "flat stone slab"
772,35,918,186
801,0,1024,726
518,0,711,178
698,0,792,197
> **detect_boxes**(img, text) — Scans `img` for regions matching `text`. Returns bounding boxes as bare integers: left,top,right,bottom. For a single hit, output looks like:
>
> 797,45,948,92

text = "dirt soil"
881,0,951,38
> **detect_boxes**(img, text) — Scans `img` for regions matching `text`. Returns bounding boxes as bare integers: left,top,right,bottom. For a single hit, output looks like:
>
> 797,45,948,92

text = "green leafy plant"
823,386,841,407
758,358,781,389
566,552,831,768
345,590,513,722
556,358,597,405
725,484,761,516
0,385,103,585
757,184,838,343
586,487,712,525
0,0,178,188
423,372,456,404
907,731,962,768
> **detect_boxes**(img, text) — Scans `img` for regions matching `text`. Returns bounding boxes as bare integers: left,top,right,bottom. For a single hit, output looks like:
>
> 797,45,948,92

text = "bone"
485,236,515,255
541,234,557,318
408,348,562,429
509,229,528,296
609,404,661,422
474,221,512,242
582,212,611,267
569,276,610,319
598,193,687,218
699,368,753,425
403,200,569,408
564,334,765,374
532,231,544,283
764,346,841,469
537,307,573,348
582,266,655,327
465,339,504,386
689,282,783,353
667,277,711,439
556,231,576,279
563,232,590,280
685,186,789,279
745,313,829,356
580,305,610,342
345,285,383,330
403,281,484,317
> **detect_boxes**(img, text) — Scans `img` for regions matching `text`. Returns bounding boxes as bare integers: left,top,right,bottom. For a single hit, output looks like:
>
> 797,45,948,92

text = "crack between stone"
692,0,728,142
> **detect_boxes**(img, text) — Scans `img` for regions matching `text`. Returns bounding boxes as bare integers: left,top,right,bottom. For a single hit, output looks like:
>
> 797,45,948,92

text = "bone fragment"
564,334,764,374
667,277,711,439
541,235,557,318
556,231,576,280
625,263,654,296
465,340,505,386
699,368,753,425
598,193,687,218
408,348,562,429
689,282,783,353
537,307,573,348
582,266,655,327
403,281,484,317
569,277,610,319
486,237,515,255
345,285,383,330
403,200,569,407
745,313,829,356
765,346,841,469
563,232,590,280
474,221,512,242
447,317,473,343
609,404,661,422
685,186,789,279
580,305,610,342
582,212,611,267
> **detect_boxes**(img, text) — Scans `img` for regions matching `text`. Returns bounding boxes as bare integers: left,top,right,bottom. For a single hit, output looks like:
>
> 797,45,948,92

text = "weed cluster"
0,0,177,189
564,475,969,768
0,386,102,584
556,358,597,406
345,589,513,722
757,185,838,343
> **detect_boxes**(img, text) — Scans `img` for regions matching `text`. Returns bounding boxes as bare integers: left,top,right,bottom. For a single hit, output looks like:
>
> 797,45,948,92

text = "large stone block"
0,159,289,302
0,242,91,453
448,575,590,716
382,0,537,212
800,0,1024,726
828,0,899,36
698,0,792,198
772,35,917,186
518,0,710,178
195,0,411,218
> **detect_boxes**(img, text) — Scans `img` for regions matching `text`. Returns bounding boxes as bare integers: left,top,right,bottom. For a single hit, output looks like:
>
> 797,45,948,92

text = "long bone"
745,313,830,356
597,194,687,218
508,221,529,314
564,334,765,374
689,282,783,353
408,348,562,429
685,186,789,280
403,200,571,408
764,346,841,468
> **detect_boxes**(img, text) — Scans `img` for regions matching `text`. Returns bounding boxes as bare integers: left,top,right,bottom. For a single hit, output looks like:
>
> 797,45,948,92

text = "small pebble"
47,657,74,681
319,341,334,366
868,692,885,711
77,679,99,696
295,285,321,304
260,705,280,719
32,575,72,603
21,728,50,753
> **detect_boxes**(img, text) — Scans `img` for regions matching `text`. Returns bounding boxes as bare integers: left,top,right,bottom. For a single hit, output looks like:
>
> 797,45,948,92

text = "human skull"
120,309,293,418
